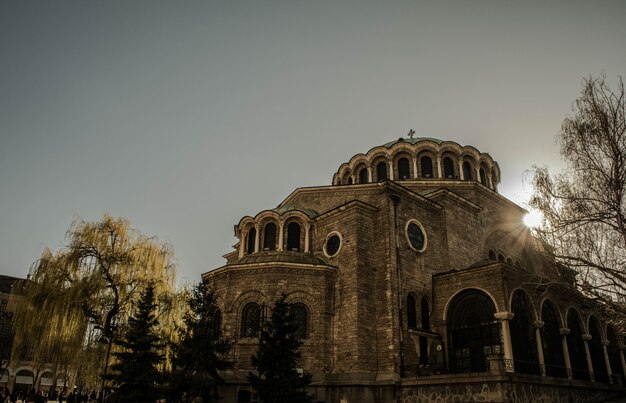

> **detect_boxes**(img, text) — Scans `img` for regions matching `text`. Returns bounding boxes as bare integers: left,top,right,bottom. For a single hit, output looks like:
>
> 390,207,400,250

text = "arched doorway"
447,289,501,373
567,310,589,380
510,290,539,374
541,300,567,378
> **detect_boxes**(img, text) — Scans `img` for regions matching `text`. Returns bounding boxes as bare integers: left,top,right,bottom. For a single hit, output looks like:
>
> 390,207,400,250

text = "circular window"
406,220,427,252
324,233,342,257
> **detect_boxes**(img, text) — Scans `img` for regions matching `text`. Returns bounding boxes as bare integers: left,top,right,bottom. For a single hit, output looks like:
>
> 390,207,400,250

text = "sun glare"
523,209,543,228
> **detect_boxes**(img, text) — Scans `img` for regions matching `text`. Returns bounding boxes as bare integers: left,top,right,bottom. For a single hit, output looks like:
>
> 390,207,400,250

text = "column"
494,311,515,372
534,321,546,376
412,157,418,179
620,345,626,382
304,224,311,252
560,328,572,379
278,223,284,251
602,339,613,384
388,161,394,180
254,225,260,253
238,230,245,258
436,157,442,179
582,333,594,381
367,166,373,182
458,160,464,180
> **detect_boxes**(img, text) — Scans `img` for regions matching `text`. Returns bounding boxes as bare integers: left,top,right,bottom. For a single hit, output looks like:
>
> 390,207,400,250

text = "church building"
202,137,626,402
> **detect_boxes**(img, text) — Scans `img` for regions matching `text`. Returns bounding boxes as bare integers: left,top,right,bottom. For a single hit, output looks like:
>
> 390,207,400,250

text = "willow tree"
9,214,182,390
530,76,626,322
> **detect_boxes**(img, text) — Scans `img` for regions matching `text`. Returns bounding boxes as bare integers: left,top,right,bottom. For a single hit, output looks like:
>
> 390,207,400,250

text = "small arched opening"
376,161,388,181
420,156,433,178
286,222,301,251
462,161,473,180
263,222,277,251
246,227,256,254
397,157,410,179
358,167,369,184
443,157,455,179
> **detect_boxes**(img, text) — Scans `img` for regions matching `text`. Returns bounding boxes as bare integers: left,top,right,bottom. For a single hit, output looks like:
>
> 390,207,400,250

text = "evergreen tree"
108,284,164,403
248,294,312,403
170,282,232,402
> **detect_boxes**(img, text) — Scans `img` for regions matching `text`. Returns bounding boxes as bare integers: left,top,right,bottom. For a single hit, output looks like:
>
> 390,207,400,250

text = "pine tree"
170,282,232,402
248,294,312,403
108,284,164,403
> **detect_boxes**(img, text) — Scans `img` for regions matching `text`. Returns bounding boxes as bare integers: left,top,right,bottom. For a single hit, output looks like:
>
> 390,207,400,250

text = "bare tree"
530,75,626,321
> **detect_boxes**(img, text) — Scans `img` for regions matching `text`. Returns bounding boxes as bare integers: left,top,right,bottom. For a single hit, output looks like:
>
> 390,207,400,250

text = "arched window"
347,177,353,185
497,254,505,262
263,223,277,251
359,167,369,184
510,290,539,374
286,222,301,251
443,157,455,179
488,250,496,260
448,289,501,373
407,294,417,329
607,326,624,384
291,304,308,339
589,317,608,382
420,297,430,365
398,158,410,179
541,300,567,378
420,156,433,178
376,161,388,181
567,310,589,380
246,228,256,254
241,303,261,338
479,168,487,185
462,161,473,180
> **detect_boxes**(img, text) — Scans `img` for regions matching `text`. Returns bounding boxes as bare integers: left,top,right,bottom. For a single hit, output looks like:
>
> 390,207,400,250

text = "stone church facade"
202,137,626,402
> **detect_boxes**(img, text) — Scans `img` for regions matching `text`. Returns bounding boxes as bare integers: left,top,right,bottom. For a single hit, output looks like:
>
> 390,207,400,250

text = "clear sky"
1,1,625,284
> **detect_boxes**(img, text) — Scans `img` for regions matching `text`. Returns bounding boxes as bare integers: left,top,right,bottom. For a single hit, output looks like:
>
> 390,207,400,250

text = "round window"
406,220,426,252
325,233,341,257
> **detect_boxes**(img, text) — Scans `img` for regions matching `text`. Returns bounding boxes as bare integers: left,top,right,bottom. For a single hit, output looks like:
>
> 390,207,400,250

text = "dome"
332,136,500,191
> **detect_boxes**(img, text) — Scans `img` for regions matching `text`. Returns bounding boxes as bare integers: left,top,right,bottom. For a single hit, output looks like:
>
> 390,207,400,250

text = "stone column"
436,157,442,179
412,157,418,179
238,230,245,258
458,160,464,179
388,161,394,180
254,224,260,253
278,223,284,251
602,339,613,383
560,328,573,379
582,333,594,381
304,224,311,252
534,320,546,376
475,167,481,183
494,311,515,372
367,166,373,182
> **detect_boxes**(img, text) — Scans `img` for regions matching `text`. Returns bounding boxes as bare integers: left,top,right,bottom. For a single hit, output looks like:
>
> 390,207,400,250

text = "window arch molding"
443,287,500,322
538,298,565,328
508,287,538,322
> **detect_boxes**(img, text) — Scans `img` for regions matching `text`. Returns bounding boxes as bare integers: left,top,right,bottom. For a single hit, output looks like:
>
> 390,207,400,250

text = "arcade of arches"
441,287,625,384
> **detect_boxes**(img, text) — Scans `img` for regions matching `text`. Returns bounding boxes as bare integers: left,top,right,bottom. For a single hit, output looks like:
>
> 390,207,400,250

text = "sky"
1,1,625,285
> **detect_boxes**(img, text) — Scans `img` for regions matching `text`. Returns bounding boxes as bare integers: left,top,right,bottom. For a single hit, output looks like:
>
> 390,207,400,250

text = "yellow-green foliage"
9,214,186,387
